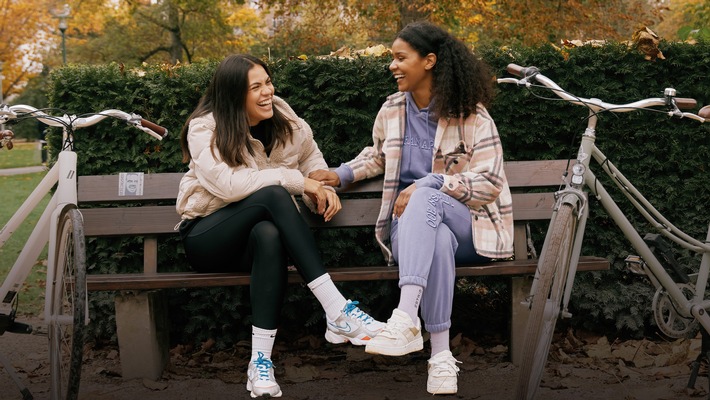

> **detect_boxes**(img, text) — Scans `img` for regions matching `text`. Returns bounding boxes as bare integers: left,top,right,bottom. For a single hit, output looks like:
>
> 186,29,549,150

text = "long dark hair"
180,54,293,166
396,21,494,118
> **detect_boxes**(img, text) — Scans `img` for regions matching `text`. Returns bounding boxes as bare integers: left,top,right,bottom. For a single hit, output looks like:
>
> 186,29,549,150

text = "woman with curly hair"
309,21,513,394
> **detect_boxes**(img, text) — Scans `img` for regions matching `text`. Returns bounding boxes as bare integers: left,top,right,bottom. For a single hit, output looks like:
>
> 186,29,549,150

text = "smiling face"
126,174,139,193
245,64,275,126
389,38,436,108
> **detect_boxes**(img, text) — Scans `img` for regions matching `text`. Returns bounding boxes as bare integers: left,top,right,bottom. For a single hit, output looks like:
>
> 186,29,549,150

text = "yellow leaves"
553,39,607,61
559,39,608,48
0,0,53,97
552,26,667,64
632,26,665,61
360,44,390,57
323,44,391,59
224,4,268,53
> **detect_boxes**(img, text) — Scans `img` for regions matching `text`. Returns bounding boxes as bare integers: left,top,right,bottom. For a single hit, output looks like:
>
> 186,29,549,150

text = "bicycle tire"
49,207,86,400
515,202,577,400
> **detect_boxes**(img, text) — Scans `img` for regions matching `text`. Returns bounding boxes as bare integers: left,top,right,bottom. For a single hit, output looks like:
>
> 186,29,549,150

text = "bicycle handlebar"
0,104,168,140
498,64,707,123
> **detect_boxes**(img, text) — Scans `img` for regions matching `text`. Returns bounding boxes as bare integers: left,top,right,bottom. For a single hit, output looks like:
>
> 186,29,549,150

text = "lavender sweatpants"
390,187,490,333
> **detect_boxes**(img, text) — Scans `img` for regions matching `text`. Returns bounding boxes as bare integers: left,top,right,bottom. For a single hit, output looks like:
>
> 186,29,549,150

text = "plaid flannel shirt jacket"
344,92,514,265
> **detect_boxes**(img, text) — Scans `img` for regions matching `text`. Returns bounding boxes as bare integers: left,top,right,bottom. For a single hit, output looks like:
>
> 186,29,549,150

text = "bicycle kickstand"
0,351,34,400
687,329,710,399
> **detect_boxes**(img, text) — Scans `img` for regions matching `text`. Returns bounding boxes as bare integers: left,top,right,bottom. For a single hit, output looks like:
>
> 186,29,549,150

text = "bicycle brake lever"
518,68,540,87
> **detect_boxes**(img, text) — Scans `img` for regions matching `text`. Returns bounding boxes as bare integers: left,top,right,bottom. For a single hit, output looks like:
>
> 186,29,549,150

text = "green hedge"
45,41,710,346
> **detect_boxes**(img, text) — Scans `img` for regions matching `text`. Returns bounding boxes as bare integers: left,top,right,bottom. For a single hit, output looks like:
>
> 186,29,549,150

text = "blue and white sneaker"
246,352,282,398
325,300,385,346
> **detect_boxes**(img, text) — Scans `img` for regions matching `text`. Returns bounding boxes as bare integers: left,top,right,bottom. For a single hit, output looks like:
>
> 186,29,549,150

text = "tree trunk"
166,2,183,63
397,0,428,30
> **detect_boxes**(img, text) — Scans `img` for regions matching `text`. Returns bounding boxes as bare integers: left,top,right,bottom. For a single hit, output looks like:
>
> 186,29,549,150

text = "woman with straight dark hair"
176,54,383,398
310,21,514,395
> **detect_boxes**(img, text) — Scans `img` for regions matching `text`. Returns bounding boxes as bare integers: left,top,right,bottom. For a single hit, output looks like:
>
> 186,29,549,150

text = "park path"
0,165,46,176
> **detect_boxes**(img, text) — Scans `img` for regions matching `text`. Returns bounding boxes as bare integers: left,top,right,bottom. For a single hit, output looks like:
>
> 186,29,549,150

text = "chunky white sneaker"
427,350,461,395
364,308,423,356
246,352,282,398
325,300,384,346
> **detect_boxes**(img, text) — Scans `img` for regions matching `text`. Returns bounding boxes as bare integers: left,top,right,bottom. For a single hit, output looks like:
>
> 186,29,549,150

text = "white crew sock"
430,330,450,357
307,273,347,321
251,326,277,361
397,284,423,325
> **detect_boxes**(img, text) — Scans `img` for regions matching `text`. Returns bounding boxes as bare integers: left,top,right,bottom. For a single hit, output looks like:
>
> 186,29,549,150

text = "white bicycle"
0,104,167,400
498,64,709,399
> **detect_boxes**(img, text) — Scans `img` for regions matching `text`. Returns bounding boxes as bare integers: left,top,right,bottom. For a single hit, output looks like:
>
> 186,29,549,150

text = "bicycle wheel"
49,207,86,400
515,202,577,400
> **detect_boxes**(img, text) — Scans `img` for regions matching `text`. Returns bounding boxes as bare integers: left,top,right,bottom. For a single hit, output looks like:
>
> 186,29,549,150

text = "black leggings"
179,186,327,329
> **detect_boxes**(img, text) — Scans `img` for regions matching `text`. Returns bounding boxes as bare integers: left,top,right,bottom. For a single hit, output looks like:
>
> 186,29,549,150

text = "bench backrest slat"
77,160,569,203
78,172,183,203
78,160,570,237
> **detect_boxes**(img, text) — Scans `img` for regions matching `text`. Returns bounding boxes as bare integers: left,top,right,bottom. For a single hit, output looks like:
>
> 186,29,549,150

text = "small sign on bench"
118,172,144,196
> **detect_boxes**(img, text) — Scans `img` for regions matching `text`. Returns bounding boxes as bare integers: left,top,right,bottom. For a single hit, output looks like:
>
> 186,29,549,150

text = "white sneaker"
246,352,282,398
364,308,423,356
427,350,461,395
325,300,384,346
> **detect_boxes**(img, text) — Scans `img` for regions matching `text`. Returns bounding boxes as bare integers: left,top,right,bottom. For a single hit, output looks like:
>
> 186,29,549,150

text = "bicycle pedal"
624,255,647,275
31,324,48,336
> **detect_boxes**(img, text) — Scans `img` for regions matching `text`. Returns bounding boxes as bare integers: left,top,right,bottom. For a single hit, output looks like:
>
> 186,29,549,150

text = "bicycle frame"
0,105,166,399
0,146,77,324
1,106,167,322
499,64,710,400
498,65,710,327
560,115,710,324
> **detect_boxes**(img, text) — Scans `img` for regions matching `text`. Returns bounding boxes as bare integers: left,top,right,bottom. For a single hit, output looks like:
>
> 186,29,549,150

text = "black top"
250,122,272,157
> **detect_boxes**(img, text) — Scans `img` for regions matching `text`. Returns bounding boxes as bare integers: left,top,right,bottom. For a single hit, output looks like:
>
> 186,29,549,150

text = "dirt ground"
1,316,709,400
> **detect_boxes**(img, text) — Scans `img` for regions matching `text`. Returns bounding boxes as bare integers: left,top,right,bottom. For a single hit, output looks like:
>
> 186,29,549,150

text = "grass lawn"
0,141,43,169
0,159,49,317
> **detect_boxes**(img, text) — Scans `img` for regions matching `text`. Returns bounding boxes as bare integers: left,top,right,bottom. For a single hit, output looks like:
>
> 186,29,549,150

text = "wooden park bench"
79,159,610,380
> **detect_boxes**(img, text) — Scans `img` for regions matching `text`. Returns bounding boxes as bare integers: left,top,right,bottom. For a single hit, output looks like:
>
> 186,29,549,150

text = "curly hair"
395,21,494,119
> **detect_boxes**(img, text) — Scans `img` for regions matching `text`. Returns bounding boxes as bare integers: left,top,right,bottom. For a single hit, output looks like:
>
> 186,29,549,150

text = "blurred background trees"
1,0,707,105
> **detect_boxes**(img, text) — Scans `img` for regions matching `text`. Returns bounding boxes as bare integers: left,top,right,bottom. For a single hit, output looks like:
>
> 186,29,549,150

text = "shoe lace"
431,356,461,375
254,352,275,381
343,301,375,324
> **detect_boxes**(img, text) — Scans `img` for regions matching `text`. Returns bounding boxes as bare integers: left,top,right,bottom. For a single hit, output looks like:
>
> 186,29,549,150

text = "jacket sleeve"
188,119,304,203
440,111,507,208
344,106,387,182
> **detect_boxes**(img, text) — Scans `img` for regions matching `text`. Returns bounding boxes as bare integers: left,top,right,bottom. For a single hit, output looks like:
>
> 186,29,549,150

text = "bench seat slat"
86,255,609,291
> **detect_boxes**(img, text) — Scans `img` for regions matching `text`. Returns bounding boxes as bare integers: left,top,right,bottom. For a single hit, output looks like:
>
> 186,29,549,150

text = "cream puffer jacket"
176,96,329,220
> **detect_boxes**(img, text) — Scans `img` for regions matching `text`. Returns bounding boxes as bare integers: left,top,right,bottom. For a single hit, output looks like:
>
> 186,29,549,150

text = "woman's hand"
322,189,341,222
304,177,327,214
393,183,416,218
308,169,340,187
304,178,341,221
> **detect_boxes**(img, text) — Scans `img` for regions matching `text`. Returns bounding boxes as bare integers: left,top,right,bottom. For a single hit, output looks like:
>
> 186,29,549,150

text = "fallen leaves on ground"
74,328,710,397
